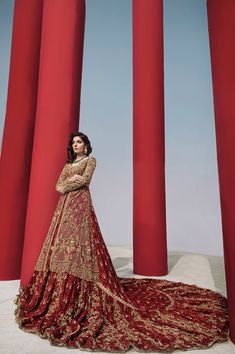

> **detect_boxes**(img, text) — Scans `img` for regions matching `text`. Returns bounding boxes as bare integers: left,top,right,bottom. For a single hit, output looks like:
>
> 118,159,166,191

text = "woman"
14,131,229,352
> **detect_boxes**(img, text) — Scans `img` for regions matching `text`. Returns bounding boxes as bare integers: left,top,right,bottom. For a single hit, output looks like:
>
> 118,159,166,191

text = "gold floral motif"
35,157,99,282
96,282,138,311
55,157,96,194
14,154,229,352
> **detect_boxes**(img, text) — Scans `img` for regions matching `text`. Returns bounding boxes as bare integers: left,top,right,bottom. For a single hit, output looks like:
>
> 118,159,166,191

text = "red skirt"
14,188,229,352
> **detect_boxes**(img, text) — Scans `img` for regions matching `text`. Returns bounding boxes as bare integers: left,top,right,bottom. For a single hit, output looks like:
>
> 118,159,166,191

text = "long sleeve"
55,157,96,194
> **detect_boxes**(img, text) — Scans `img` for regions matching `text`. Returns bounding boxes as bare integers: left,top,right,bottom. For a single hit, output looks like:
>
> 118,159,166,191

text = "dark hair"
66,131,92,163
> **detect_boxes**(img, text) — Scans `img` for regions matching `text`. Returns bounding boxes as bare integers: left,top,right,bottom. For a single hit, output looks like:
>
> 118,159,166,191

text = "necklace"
72,155,87,164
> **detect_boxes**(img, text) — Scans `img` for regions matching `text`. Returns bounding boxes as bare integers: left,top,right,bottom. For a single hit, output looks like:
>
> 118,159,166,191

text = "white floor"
0,246,234,354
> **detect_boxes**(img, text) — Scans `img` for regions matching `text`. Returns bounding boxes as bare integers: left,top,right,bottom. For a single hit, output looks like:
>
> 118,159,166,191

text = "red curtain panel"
132,0,168,276
20,0,86,286
207,0,235,344
0,0,44,280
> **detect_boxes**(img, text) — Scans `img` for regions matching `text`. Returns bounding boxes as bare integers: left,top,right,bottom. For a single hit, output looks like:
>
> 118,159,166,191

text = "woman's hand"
68,174,84,183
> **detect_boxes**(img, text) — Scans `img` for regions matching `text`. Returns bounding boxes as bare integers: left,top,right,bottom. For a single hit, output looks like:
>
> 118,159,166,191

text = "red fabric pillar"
0,0,43,280
20,0,86,286
207,0,235,343
132,0,167,275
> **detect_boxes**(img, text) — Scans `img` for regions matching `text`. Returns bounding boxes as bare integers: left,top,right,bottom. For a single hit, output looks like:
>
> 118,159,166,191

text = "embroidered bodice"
55,156,96,194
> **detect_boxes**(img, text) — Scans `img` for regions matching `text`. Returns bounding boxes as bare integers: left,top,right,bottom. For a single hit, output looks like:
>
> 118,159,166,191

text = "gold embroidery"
55,157,96,194
14,154,229,352
14,272,229,352
35,158,99,281
35,188,100,281
96,282,138,310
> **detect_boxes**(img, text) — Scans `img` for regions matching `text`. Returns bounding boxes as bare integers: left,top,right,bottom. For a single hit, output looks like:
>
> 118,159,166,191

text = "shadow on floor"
111,250,226,296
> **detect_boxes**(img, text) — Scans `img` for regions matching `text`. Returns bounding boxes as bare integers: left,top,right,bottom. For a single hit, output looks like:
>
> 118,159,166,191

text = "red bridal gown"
14,156,229,352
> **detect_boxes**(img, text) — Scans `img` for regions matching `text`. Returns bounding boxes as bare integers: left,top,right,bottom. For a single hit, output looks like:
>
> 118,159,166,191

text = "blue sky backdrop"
0,0,224,256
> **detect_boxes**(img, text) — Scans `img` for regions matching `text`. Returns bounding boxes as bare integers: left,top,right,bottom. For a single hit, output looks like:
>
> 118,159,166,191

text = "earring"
84,147,87,154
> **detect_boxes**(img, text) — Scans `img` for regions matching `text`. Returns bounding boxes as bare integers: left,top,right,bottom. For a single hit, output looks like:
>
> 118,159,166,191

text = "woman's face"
72,136,85,156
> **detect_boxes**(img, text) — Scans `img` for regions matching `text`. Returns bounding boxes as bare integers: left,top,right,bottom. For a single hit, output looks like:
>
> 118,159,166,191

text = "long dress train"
14,156,229,352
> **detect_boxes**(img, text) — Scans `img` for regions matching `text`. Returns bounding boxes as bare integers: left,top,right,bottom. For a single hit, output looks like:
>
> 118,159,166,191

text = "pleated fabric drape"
1,2,233,344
